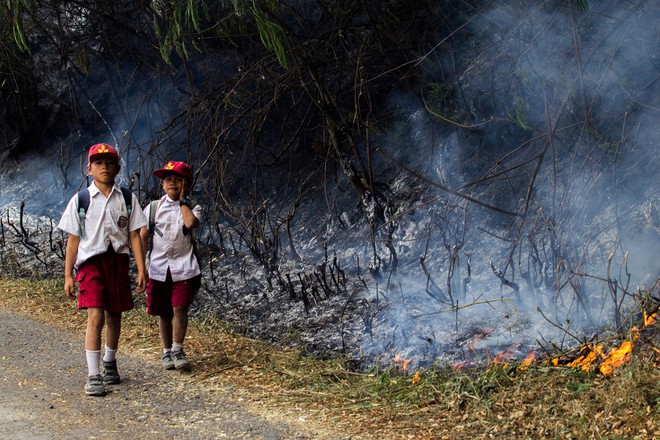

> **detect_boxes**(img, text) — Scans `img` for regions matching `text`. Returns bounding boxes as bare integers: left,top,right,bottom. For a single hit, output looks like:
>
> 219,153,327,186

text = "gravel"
0,310,340,439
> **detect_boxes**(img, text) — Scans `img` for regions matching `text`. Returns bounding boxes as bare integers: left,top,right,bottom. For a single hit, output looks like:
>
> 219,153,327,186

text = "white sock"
172,342,184,353
86,350,101,376
103,346,117,363
163,348,172,355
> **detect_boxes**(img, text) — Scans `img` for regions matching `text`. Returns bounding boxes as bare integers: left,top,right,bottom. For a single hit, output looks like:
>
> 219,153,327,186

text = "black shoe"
172,351,191,371
102,360,121,384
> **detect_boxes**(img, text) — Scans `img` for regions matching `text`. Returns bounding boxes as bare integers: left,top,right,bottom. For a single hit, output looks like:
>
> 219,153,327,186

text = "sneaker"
85,374,106,396
172,350,191,371
102,360,121,384
162,352,175,370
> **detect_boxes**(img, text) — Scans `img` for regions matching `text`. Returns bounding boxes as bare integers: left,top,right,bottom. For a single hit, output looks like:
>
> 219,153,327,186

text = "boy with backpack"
58,143,147,396
140,160,202,371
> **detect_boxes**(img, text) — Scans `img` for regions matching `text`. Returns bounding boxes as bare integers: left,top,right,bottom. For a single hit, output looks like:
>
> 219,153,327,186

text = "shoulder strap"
148,200,159,234
77,188,90,238
120,187,132,217
147,200,160,255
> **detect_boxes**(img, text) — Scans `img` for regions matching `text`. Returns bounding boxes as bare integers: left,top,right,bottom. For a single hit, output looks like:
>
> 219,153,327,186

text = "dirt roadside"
0,311,346,440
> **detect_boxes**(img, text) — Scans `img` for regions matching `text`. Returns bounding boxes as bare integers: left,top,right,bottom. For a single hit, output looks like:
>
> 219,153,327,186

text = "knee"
173,307,188,318
105,312,122,329
87,309,105,329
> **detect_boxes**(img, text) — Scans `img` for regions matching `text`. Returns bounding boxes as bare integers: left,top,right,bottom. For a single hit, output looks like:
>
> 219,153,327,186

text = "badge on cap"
88,143,119,163
153,160,193,180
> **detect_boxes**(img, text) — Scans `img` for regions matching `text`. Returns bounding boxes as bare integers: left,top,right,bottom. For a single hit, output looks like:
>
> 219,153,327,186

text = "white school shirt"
143,195,202,282
58,182,147,269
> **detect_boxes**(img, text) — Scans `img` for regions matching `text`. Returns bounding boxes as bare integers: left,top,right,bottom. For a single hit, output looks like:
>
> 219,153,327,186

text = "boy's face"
162,174,187,200
87,159,119,185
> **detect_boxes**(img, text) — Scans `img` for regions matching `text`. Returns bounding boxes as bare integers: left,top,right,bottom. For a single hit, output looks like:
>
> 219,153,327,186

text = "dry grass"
1,276,660,439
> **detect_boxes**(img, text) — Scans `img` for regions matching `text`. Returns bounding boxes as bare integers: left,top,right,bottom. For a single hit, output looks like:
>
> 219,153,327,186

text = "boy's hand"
180,179,187,201
135,272,147,293
64,276,76,299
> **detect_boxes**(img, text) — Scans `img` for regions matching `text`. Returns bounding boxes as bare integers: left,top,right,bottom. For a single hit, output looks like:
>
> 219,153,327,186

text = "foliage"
152,0,206,63
4,0,32,52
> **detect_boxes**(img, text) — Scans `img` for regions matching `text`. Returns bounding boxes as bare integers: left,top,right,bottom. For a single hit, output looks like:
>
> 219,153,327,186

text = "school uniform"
58,182,147,312
144,195,202,317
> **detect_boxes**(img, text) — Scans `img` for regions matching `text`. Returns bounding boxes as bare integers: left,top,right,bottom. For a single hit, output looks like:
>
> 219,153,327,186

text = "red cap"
153,161,192,180
88,143,119,163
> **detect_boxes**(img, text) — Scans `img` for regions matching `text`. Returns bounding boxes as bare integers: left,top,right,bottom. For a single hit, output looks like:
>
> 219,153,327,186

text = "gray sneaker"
172,350,191,371
85,374,106,396
162,352,175,370
102,360,121,384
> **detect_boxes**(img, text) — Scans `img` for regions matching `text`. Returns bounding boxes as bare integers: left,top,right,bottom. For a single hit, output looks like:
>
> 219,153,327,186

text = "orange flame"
644,311,657,327
549,306,660,375
394,354,412,372
599,340,632,376
487,350,516,371
518,352,535,370
566,343,605,372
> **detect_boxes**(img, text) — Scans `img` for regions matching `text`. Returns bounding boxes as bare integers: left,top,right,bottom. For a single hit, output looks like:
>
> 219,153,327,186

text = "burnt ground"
0,310,345,440
3,188,658,375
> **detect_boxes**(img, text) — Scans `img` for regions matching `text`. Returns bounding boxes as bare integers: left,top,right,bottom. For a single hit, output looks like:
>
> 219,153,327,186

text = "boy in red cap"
140,161,201,371
58,143,147,396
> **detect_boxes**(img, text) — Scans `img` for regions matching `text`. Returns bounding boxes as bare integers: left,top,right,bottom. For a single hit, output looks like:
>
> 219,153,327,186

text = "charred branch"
462,253,472,300
490,261,520,301
419,255,448,303
49,219,64,260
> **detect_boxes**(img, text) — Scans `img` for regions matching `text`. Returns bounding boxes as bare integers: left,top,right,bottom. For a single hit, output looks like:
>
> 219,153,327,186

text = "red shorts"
75,250,133,313
146,272,199,317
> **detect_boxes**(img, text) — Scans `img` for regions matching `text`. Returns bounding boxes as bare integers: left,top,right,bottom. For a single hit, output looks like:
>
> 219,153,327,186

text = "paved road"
0,311,325,440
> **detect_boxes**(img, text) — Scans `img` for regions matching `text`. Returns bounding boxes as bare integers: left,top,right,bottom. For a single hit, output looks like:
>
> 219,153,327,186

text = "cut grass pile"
1,276,659,439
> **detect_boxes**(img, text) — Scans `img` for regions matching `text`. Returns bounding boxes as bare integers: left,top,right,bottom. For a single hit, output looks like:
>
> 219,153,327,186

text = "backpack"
77,187,133,239
147,199,202,269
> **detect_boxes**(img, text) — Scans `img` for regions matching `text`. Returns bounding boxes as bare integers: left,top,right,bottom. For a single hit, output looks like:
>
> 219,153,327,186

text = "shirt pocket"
108,206,130,233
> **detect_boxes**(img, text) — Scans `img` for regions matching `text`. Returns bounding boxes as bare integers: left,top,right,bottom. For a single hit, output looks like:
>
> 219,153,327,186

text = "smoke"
0,0,656,370
0,60,191,217
359,0,659,368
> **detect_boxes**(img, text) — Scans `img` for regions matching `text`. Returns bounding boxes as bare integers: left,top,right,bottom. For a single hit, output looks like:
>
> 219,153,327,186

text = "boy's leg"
85,307,105,351
101,311,122,384
105,311,122,350
171,305,191,371
160,315,175,370
172,305,189,346
148,277,176,369
160,315,174,349
84,308,106,396
159,315,174,370
85,308,105,368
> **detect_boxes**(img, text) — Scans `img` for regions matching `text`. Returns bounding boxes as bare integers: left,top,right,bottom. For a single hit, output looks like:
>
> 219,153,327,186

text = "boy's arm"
179,179,200,230
139,227,149,260
130,230,147,293
180,203,200,230
64,234,79,299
